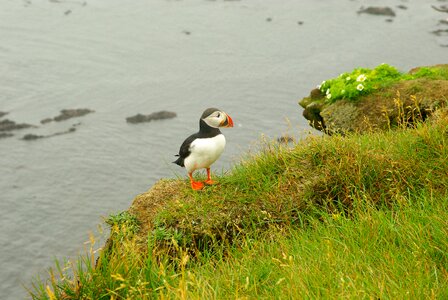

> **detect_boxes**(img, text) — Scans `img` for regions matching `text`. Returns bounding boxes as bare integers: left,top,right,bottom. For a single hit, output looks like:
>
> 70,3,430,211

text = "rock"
53,109,94,122
432,29,448,36
0,133,14,139
301,101,325,131
41,109,93,124
299,65,448,134
22,127,77,141
22,134,44,141
397,5,407,10
51,127,77,137
358,6,396,17
40,118,53,124
126,111,177,124
432,5,448,14
0,119,34,131
0,112,7,118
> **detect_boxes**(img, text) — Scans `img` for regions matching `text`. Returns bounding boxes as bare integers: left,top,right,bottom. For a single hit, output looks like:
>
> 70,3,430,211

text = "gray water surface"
1,0,447,298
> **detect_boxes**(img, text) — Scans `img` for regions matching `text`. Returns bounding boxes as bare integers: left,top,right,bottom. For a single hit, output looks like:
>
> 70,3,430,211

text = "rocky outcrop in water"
432,5,448,14
22,127,77,141
126,111,177,124
53,108,94,121
22,134,44,141
299,65,448,134
41,109,94,124
358,6,396,17
0,112,8,118
0,133,14,139
0,119,34,132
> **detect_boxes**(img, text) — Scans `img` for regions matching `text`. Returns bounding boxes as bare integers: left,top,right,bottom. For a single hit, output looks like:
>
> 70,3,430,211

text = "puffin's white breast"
184,134,226,173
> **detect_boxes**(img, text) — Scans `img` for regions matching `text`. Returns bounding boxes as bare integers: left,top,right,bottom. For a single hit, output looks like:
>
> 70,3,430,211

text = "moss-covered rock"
299,64,448,134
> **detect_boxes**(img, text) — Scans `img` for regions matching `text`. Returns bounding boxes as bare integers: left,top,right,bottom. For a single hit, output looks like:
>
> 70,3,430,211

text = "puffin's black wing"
173,132,199,167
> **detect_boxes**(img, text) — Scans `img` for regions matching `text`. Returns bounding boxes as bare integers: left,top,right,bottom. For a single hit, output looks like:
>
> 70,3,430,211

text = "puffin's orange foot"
191,181,204,190
204,179,217,185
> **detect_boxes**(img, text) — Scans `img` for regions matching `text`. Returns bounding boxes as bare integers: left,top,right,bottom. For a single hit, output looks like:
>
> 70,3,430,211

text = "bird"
173,108,234,190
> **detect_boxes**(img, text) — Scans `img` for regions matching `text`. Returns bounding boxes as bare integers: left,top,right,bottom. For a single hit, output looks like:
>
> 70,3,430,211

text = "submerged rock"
22,134,44,141
41,109,94,124
0,112,7,118
40,118,53,124
358,6,396,17
0,119,34,131
0,133,14,139
432,29,448,36
53,109,94,122
22,127,77,141
126,111,177,124
432,5,448,14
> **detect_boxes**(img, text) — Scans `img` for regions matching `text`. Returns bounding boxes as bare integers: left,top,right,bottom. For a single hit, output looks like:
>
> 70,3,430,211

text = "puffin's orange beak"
223,113,234,128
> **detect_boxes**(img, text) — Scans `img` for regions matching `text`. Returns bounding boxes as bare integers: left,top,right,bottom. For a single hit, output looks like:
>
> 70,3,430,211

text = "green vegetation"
29,104,448,299
320,64,448,103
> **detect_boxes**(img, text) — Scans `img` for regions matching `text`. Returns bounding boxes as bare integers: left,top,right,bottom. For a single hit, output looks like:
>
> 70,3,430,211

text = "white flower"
317,85,321,89
346,76,351,81
357,74,367,82
357,84,364,91
326,89,330,95
326,93,332,99
341,89,345,94
321,80,326,85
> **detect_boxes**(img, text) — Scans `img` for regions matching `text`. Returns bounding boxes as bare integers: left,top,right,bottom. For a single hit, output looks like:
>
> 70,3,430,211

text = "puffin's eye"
217,113,221,118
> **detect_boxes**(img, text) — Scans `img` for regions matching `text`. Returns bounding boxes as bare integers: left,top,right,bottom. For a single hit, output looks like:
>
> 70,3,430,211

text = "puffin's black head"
200,108,234,129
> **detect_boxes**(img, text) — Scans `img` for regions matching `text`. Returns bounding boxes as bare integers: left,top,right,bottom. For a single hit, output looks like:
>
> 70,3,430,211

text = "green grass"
162,197,448,299
29,113,448,299
319,64,448,103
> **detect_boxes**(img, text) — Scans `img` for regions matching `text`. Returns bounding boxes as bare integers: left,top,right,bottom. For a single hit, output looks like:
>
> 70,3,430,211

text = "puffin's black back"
173,109,222,167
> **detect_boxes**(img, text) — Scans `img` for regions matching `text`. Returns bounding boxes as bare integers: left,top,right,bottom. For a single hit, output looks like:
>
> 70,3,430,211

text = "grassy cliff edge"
31,107,448,299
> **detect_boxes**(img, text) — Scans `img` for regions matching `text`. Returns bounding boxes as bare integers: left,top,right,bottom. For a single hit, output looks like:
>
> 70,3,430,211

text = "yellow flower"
357,84,364,91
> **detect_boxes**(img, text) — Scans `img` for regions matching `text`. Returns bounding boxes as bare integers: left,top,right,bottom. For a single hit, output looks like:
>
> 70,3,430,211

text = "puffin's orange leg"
204,168,217,185
189,173,204,190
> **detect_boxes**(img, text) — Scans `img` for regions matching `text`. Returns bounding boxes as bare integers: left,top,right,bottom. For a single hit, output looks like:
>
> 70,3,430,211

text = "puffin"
173,108,234,190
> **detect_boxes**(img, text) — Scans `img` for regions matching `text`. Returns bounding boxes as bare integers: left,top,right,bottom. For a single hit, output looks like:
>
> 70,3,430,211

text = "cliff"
299,64,448,134
30,65,448,300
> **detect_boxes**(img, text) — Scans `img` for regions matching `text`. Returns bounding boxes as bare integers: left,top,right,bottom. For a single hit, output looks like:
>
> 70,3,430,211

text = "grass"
29,108,448,299
319,64,448,103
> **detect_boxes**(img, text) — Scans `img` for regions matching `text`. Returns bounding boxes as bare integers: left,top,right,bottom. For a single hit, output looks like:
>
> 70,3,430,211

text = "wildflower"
346,76,351,81
317,85,321,89
332,213,341,220
357,74,367,82
326,93,332,99
357,84,364,91
341,89,345,94
326,89,330,95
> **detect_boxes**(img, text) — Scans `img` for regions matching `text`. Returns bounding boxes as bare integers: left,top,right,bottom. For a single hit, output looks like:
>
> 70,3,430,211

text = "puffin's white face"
202,110,234,128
